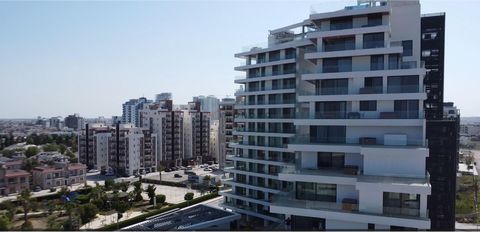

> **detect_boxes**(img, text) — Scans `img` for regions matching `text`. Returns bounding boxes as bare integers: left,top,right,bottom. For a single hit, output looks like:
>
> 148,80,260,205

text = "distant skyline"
0,0,478,118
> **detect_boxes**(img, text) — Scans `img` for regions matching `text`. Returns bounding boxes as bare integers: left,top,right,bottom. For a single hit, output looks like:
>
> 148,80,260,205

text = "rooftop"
122,204,239,231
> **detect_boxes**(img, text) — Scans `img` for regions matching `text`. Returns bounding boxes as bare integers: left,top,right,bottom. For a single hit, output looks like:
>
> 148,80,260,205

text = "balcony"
296,111,423,120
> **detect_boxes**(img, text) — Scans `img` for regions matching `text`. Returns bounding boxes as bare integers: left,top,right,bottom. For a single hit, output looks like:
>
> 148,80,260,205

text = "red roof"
5,169,30,177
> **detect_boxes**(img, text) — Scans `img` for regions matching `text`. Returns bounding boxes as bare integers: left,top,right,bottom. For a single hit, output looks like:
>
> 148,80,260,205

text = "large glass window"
310,126,346,144
323,57,352,73
363,32,384,49
370,55,384,70
367,13,383,26
296,182,337,203
388,54,399,70
317,152,345,169
363,76,383,94
383,192,420,217
387,75,419,93
269,50,280,62
360,101,377,111
330,17,353,30
323,36,355,52
402,40,413,56
318,79,348,95
394,100,419,119
315,101,347,119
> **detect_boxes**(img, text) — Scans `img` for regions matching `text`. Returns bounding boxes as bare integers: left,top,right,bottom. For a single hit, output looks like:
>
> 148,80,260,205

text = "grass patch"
456,175,480,215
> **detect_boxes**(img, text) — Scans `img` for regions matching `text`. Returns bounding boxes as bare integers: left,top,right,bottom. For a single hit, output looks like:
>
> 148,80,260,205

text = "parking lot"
143,165,229,184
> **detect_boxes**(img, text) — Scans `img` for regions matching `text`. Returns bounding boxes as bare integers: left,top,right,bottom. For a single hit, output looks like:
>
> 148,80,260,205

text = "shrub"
184,192,194,201
155,194,166,205
78,203,99,224
0,214,11,230
21,220,33,230
76,194,90,204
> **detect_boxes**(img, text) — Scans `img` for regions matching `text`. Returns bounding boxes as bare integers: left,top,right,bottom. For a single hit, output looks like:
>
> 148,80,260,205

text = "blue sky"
0,0,478,118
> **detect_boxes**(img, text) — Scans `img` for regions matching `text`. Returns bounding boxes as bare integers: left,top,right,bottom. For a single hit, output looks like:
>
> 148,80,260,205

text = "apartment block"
64,113,85,131
31,163,86,190
218,98,236,169
122,97,151,127
210,120,220,165
140,99,184,168
108,123,157,176
78,123,111,171
0,167,30,195
224,0,440,230
183,101,211,164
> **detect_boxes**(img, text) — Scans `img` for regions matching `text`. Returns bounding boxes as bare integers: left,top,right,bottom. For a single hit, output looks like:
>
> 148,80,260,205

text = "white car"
88,169,99,173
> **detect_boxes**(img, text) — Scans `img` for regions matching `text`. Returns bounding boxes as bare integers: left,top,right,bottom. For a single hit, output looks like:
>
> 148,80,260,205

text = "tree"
201,175,212,195
17,189,37,226
112,193,130,229
157,165,165,182
0,149,14,158
155,194,166,205
43,143,59,152
145,184,157,205
184,192,194,201
104,179,115,191
58,144,67,154
0,200,16,221
118,182,129,192
63,202,80,230
59,186,70,198
47,215,62,230
78,203,98,224
0,214,11,230
25,146,39,158
133,181,143,202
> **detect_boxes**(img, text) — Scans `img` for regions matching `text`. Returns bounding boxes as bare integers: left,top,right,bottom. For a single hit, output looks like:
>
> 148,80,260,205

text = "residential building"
108,123,157,176
78,123,112,171
32,163,87,190
183,101,211,164
0,167,30,195
210,120,219,164
225,0,438,230
122,97,151,127
140,99,184,168
48,117,62,130
155,92,172,102
64,113,85,131
193,95,220,120
218,97,236,169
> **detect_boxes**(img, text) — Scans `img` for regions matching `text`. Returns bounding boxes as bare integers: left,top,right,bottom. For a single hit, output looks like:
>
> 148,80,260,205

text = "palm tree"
132,181,143,201
145,184,156,205
17,189,37,226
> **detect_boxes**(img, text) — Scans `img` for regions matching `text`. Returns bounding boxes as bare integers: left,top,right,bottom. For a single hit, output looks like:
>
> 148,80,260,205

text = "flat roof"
122,204,240,231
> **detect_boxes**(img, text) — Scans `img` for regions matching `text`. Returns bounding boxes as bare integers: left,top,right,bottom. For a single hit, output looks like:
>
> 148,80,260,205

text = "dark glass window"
296,182,336,202
394,100,419,119
323,36,355,52
370,55,384,70
317,152,345,169
360,101,377,111
363,77,383,94
388,54,399,69
330,17,352,30
367,13,382,26
383,192,420,217
310,126,346,143
323,57,352,73
315,102,347,119
387,75,419,93
318,79,348,95
402,40,413,56
363,33,384,49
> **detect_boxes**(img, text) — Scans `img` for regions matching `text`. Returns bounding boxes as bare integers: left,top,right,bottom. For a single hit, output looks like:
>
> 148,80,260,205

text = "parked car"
165,168,172,172
179,166,186,170
34,186,42,192
174,173,182,178
88,169,99,173
204,168,212,171
186,166,193,170
185,171,196,176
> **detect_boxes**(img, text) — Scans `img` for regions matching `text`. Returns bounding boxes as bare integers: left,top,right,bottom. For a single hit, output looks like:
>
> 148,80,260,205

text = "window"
363,77,383,94
370,55,384,70
318,79,348,95
323,57,352,73
387,75,419,93
310,126,346,143
402,40,413,56
368,223,375,230
388,54,399,69
394,100,419,119
367,13,382,26
383,192,420,217
315,101,347,119
323,36,355,52
317,152,345,169
330,17,352,30
296,182,337,202
360,101,377,111
363,33,384,49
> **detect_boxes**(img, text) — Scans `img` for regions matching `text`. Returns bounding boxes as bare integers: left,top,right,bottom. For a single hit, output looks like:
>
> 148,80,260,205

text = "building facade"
78,123,111,171
64,113,85,131
218,98,236,169
183,101,211,164
140,100,184,168
224,0,438,230
0,168,30,195
32,163,86,190
210,120,220,164
122,97,151,127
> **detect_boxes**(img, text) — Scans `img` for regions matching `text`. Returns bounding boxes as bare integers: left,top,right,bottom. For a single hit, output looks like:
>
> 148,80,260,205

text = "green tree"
119,182,129,192
59,186,70,198
0,214,11,230
0,149,14,158
201,175,212,195
155,194,166,205
132,181,143,202
58,144,67,154
104,179,115,191
145,184,157,204
63,202,80,230
47,215,62,230
112,193,130,229
43,143,59,152
184,192,194,201
17,189,37,226
25,146,39,158
77,203,98,224
0,200,16,221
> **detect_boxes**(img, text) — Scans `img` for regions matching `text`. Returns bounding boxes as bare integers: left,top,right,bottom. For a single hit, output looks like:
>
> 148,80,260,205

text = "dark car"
174,173,182,178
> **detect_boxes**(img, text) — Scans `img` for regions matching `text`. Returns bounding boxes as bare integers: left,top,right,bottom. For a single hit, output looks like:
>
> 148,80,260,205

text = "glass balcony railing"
387,85,420,93
295,110,423,120
288,135,425,147
271,192,359,212
383,206,420,217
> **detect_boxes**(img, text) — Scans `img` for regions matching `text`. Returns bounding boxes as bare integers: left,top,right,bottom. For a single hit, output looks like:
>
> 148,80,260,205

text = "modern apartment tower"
78,123,111,171
140,99,184,168
218,98,236,169
225,0,438,230
122,97,151,127
183,101,211,164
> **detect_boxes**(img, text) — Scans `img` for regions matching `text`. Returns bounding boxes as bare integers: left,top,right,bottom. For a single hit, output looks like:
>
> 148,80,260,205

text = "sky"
0,0,478,118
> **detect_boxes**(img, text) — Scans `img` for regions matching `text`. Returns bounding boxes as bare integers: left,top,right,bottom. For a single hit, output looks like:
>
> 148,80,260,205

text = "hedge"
140,178,203,190
96,192,219,231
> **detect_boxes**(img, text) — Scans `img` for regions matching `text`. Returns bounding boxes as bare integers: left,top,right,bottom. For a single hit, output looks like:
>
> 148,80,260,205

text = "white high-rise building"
223,0,432,230
218,98,236,169
122,97,151,127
